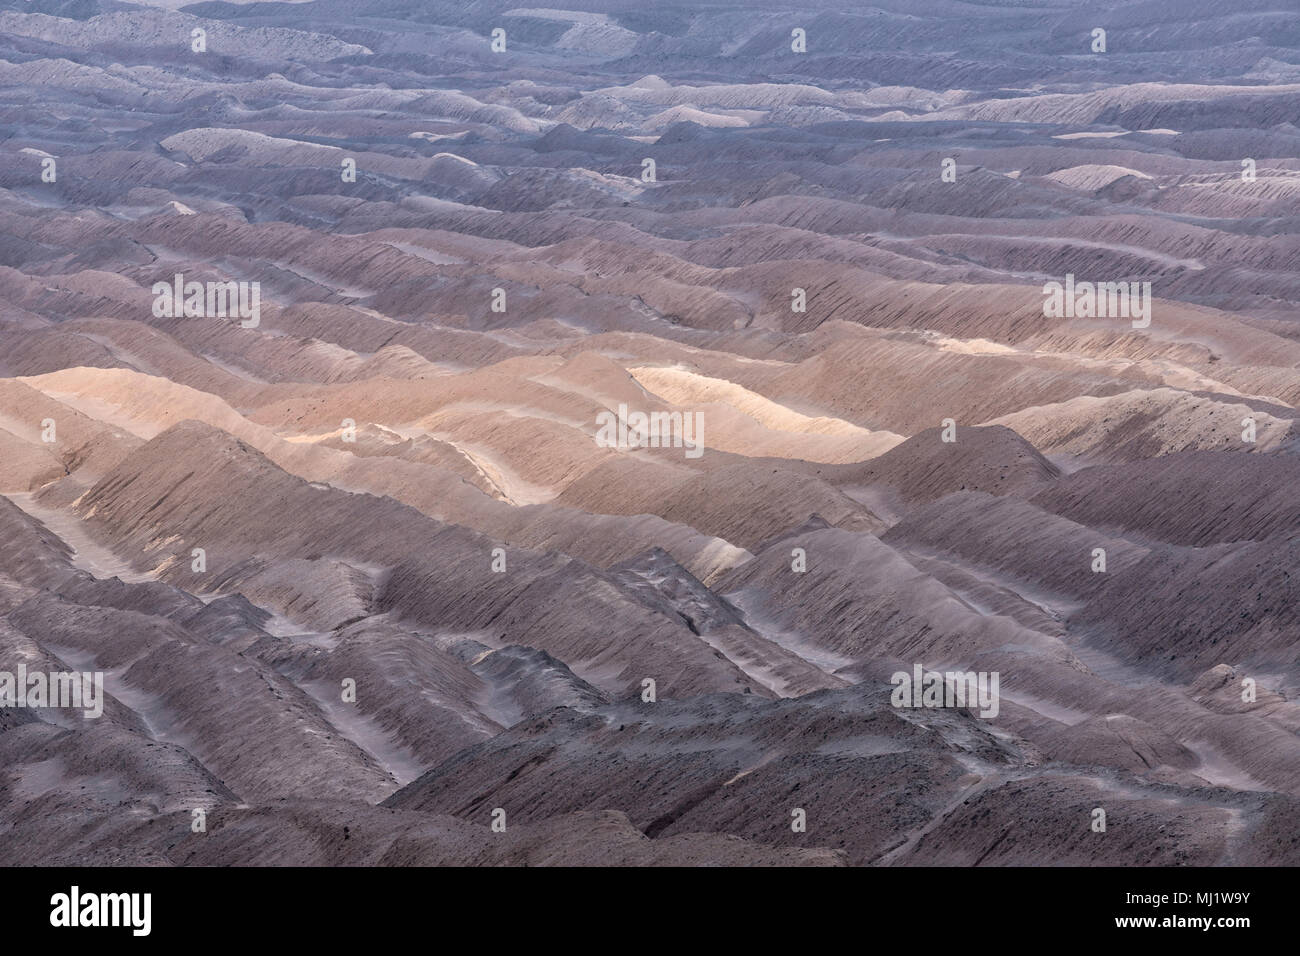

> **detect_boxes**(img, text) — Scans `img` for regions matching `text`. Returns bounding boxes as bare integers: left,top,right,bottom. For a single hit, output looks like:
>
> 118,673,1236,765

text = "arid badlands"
1,0,1299,866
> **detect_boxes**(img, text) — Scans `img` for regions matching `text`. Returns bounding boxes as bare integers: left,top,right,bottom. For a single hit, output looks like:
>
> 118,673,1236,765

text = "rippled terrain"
1,0,1299,866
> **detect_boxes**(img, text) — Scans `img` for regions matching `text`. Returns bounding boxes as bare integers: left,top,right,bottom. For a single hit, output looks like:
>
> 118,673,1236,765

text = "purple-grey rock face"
1,0,1298,866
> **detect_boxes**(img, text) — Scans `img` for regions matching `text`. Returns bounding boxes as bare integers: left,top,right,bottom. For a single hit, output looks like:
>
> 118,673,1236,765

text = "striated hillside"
1,0,1298,868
